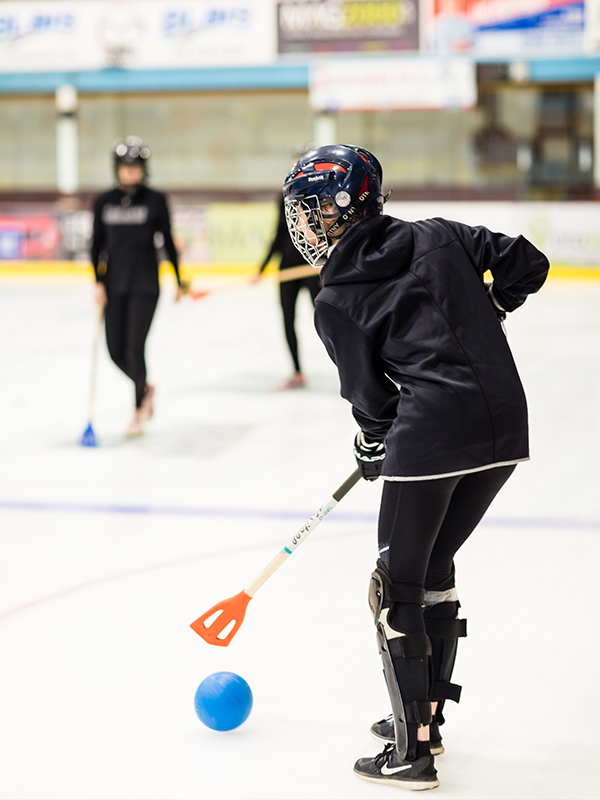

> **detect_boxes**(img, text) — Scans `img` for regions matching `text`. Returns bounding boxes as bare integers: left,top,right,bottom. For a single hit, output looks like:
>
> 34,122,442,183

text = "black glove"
485,282,507,323
353,431,386,481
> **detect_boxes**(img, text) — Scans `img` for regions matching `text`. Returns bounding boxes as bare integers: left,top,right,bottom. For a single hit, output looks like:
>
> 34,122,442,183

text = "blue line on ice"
0,498,599,530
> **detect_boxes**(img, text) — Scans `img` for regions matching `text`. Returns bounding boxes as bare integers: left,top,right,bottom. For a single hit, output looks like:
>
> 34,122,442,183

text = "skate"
371,714,444,755
354,742,439,791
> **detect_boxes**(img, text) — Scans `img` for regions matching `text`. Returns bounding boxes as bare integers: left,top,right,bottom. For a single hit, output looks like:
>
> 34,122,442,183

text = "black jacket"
314,214,549,480
91,185,179,295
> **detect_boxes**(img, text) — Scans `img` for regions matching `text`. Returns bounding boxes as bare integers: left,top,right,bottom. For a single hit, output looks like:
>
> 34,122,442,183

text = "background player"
283,144,549,790
253,149,322,391
91,136,184,436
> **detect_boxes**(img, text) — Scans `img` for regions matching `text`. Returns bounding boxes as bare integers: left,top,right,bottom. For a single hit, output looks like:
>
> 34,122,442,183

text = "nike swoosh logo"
381,764,412,775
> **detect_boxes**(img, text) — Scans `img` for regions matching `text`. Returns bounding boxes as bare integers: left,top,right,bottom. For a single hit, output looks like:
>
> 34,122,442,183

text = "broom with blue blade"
80,304,104,447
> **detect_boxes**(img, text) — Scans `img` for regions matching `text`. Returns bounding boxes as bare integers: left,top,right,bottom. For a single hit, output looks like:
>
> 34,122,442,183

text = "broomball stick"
79,304,104,447
181,265,321,301
190,467,361,647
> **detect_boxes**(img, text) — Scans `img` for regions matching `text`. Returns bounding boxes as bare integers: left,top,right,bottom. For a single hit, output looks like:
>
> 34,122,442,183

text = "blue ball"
194,672,253,731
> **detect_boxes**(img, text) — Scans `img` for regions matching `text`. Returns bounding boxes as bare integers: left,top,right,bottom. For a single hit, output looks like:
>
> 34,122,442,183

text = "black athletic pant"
104,293,158,408
279,276,321,372
378,465,516,633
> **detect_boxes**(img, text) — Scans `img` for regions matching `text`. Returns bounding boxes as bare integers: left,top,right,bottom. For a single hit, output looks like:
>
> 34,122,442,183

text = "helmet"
282,144,384,267
113,136,151,176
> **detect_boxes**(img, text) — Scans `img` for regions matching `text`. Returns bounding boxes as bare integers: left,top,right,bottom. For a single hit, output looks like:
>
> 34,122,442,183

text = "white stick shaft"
88,308,103,420
244,495,339,597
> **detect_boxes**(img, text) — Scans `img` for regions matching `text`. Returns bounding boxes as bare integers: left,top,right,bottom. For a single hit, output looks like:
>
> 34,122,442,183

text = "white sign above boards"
310,57,477,112
0,0,277,73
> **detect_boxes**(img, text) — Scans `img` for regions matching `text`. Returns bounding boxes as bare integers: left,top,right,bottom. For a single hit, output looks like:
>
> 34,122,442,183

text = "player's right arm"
315,299,398,443
90,194,107,284
90,195,108,306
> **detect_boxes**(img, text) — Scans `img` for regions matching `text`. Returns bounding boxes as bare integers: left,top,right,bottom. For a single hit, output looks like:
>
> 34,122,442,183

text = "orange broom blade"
190,590,252,647
186,288,210,300
190,470,362,647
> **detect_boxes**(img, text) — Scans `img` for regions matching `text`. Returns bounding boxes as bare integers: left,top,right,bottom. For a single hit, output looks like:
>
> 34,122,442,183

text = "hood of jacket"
321,214,414,286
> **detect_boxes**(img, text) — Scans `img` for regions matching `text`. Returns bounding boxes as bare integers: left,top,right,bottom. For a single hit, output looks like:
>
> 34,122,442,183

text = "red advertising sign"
0,216,62,260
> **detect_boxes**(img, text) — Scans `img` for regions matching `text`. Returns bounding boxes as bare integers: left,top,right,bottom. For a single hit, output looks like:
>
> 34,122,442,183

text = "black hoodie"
314,214,549,480
91,185,180,295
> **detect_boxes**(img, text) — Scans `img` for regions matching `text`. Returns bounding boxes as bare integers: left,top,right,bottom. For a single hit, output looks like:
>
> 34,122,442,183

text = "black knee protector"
423,583,467,725
369,561,432,760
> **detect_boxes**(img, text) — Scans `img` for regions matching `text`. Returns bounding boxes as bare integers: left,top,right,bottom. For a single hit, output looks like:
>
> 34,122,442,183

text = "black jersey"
91,185,180,295
314,214,549,480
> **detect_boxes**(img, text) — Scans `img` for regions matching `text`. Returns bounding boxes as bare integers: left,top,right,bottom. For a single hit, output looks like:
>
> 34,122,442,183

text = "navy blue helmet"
282,144,384,267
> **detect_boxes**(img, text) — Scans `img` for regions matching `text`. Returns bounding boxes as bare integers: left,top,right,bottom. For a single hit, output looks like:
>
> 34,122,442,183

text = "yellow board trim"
0,261,599,280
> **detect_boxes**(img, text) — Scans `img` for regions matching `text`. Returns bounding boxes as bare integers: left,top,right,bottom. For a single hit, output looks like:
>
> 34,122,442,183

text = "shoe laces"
374,743,397,767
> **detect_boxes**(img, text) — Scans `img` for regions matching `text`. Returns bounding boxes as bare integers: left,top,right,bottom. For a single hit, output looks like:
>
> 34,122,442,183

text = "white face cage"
284,195,330,268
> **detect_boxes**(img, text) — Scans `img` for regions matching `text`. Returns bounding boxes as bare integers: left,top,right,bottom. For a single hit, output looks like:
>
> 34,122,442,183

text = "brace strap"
388,632,432,659
374,561,425,606
387,584,426,605
424,587,458,607
425,617,467,640
406,701,433,726
432,680,462,703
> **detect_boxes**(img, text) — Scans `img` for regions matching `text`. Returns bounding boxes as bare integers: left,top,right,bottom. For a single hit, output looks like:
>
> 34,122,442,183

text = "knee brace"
423,583,467,724
369,561,432,761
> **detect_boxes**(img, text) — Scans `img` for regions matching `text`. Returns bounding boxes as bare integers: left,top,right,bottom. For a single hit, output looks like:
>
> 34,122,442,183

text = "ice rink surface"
0,274,599,800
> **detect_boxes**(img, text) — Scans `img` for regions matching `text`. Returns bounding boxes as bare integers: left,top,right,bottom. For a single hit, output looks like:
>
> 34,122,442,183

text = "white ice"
0,274,598,800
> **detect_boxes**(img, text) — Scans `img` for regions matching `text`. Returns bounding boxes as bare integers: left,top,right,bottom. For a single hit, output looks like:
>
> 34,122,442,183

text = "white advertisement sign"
310,57,477,112
586,0,600,51
426,0,584,58
0,1,276,72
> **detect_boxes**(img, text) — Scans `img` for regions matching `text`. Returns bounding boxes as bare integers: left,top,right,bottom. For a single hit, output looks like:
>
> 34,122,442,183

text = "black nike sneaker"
354,742,439,790
370,714,445,755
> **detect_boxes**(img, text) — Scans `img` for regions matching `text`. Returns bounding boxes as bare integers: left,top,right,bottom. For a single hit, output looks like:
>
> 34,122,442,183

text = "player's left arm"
443,219,550,313
157,192,181,286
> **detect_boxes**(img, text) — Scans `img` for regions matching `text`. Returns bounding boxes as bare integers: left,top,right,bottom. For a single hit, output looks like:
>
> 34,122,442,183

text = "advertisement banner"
426,0,584,57
0,0,276,72
310,57,476,111
585,0,600,51
2,201,600,269
277,0,419,53
0,215,61,259
0,202,278,267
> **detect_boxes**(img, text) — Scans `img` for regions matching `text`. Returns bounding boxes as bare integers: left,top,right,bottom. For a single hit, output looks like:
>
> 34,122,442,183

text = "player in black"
254,151,322,391
283,145,549,790
91,137,183,436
